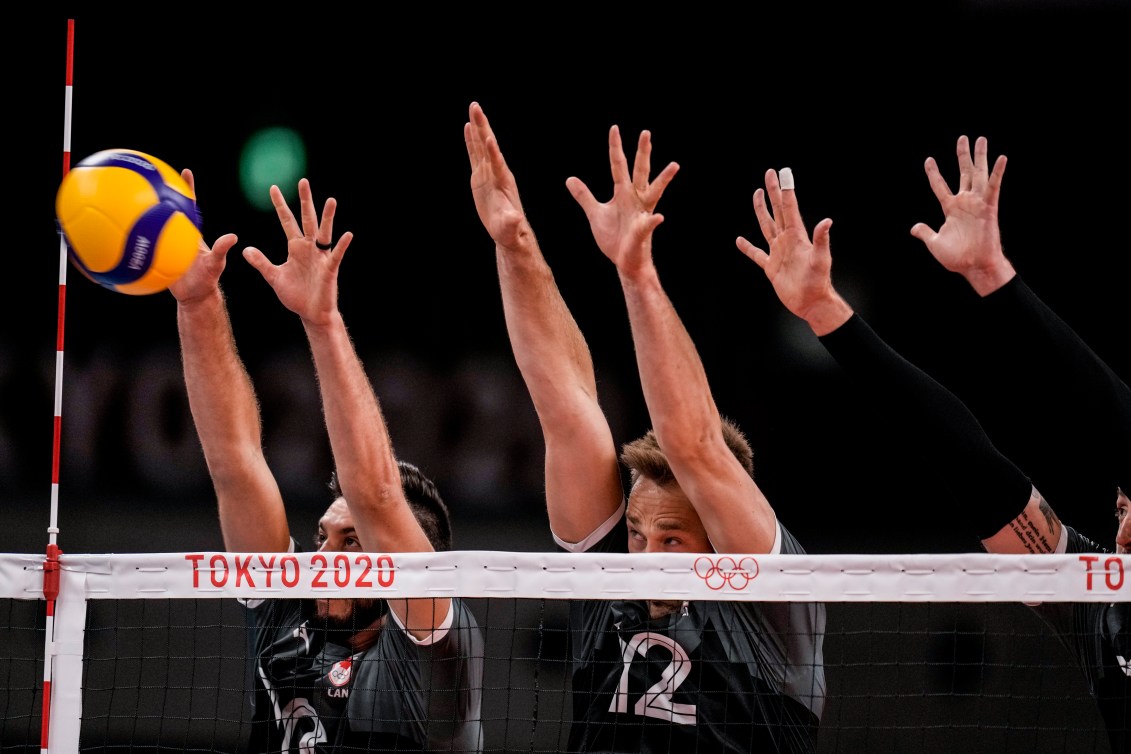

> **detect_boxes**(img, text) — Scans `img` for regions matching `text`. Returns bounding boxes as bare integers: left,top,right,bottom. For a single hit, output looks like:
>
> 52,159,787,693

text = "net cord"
4,549,1126,754
6,551,1126,604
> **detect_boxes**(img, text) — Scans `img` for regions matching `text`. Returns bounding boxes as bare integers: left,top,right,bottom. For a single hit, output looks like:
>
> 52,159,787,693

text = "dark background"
1,6,1129,753
9,3,1130,557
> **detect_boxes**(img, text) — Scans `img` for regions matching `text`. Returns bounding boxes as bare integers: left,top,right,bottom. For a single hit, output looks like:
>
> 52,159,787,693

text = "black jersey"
1031,527,1129,754
557,508,826,753
241,549,484,753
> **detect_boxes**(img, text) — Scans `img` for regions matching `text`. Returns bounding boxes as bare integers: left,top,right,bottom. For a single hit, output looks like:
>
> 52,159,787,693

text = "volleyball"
55,149,203,295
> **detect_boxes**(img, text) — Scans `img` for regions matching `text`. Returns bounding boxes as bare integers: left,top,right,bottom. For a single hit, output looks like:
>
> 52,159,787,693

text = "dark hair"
620,416,754,490
328,461,453,551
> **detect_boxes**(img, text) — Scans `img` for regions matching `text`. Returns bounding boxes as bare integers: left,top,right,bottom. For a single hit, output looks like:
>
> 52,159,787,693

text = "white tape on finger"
779,167,795,191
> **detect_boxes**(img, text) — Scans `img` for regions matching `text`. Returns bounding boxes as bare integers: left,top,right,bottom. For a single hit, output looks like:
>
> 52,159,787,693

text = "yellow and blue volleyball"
55,149,203,295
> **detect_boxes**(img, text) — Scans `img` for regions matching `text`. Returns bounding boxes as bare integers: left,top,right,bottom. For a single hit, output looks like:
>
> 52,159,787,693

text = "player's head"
315,461,452,634
312,498,387,632
619,416,754,557
619,417,753,619
1116,487,1129,555
395,460,453,551
326,460,453,551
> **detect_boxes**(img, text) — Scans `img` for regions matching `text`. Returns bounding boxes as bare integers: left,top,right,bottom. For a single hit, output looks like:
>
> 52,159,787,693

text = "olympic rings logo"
693,556,759,590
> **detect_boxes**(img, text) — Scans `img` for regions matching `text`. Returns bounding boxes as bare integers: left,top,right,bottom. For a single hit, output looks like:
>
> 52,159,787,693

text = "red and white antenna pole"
41,18,74,754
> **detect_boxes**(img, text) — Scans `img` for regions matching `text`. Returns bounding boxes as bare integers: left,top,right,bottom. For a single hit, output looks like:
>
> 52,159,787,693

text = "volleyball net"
2,549,1125,753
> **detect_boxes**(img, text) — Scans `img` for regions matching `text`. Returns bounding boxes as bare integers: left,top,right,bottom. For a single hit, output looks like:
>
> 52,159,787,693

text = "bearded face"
315,597,389,632
647,599,685,620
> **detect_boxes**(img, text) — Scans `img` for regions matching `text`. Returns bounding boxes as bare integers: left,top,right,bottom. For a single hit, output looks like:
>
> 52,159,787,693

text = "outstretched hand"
169,169,239,304
910,135,1014,295
566,125,679,279
243,178,354,327
466,101,529,250
736,168,851,336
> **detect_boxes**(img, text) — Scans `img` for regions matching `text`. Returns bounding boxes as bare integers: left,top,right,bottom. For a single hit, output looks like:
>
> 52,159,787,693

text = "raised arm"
737,168,1056,554
912,135,1131,500
465,102,623,544
170,170,290,554
567,125,777,555
242,179,445,638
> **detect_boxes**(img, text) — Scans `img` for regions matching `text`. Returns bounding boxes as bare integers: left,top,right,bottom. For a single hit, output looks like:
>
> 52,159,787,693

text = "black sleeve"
819,313,1034,539
980,277,1131,496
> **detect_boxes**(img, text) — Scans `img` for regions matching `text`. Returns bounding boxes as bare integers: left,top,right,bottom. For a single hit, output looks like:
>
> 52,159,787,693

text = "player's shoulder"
776,522,808,555
449,597,482,628
1063,525,1111,555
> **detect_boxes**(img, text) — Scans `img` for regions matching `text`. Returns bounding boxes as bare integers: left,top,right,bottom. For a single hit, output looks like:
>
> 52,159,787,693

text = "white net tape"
2,551,1126,753
5,551,1123,602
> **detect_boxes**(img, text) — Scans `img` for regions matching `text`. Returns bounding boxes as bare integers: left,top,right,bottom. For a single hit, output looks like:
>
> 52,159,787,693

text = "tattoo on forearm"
1007,493,1061,554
